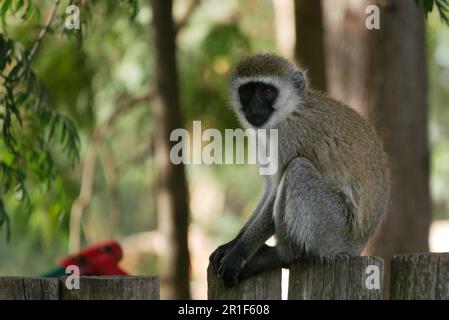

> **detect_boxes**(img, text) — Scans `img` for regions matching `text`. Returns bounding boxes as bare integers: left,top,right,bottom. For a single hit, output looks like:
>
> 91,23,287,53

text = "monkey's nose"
247,108,259,117
245,113,269,127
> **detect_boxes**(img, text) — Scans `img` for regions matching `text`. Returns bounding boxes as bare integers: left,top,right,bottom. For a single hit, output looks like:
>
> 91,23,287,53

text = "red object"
59,240,128,276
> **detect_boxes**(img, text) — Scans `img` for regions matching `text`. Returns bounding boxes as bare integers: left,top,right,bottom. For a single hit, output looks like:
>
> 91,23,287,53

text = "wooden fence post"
0,277,59,300
288,256,384,299
207,264,282,299
60,276,160,300
390,253,449,300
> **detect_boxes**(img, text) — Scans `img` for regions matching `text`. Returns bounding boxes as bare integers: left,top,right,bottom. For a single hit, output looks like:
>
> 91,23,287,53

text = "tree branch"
174,0,201,35
98,143,122,230
68,140,97,253
93,90,156,142
28,0,62,62
6,0,62,88
68,89,155,253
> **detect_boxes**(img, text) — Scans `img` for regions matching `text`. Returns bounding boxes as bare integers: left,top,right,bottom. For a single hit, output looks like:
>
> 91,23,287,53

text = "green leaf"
417,0,449,25
21,1,34,20
0,0,13,16
435,0,449,25
13,0,24,14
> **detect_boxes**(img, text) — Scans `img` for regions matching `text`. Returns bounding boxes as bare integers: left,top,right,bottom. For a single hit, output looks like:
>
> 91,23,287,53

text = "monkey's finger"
211,250,228,274
217,263,224,279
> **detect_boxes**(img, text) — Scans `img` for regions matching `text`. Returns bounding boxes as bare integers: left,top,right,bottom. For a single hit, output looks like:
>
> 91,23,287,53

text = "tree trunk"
151,0,191,300
294,0,327,91
322,0,430,260
273,0,296,59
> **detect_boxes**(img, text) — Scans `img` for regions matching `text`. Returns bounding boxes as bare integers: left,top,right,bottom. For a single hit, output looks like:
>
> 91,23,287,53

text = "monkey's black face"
238,82,278,127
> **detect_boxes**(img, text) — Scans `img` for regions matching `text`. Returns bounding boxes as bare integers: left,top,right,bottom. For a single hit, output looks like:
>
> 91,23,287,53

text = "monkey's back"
280,90,391,241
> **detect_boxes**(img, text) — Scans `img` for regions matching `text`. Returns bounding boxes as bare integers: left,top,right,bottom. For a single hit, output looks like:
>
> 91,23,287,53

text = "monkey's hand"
209,239,237,273
216,247,247,287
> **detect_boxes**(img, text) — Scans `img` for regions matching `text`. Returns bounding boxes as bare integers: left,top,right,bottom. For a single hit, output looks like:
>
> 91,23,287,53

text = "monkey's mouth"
245,114,271,127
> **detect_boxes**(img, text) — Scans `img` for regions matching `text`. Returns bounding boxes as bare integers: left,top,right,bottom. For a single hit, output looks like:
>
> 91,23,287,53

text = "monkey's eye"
260,86,276,99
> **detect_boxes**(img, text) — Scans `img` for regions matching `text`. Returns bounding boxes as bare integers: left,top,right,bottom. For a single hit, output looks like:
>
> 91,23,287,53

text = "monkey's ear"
292,70,306,91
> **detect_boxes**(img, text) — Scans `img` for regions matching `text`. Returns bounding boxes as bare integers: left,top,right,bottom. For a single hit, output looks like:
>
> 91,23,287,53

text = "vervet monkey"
210,54,391,287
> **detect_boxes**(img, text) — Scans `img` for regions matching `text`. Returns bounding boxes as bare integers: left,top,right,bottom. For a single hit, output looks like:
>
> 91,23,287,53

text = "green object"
42,266,67,278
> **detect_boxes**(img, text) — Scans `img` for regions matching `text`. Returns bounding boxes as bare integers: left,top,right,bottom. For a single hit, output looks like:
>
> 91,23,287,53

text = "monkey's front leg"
209,185,272,272
215,191,276,287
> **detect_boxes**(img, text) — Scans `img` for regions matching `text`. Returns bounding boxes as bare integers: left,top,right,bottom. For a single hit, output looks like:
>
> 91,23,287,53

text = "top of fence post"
288,256,384,300
0,276,160,300
207,264,282,300
390,253,449,300
0,277,59,300
60,276,160,300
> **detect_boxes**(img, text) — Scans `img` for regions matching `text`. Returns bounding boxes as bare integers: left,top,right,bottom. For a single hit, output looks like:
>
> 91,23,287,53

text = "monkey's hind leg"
238,245,285,282
274,157,363,261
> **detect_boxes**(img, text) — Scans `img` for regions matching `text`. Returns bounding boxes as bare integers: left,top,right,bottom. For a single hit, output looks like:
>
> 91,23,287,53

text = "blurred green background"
0,0,448,299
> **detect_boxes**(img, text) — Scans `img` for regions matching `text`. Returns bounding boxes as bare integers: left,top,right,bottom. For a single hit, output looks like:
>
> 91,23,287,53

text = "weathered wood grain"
390,253,449,300
59,276,160,300
207,264,282,300
0,277,59,300
288,256,384,300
